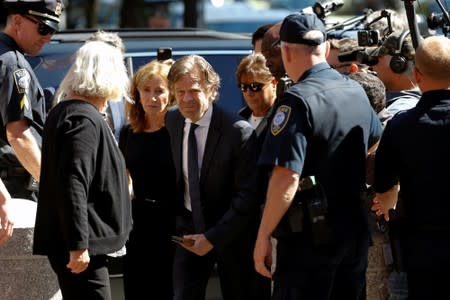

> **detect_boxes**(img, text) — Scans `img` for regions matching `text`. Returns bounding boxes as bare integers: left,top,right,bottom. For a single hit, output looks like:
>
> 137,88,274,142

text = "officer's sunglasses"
239,82,265,93
22,15,56,36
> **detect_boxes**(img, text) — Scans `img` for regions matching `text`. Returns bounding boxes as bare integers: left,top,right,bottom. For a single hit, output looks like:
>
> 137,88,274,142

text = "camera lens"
427,12,444,30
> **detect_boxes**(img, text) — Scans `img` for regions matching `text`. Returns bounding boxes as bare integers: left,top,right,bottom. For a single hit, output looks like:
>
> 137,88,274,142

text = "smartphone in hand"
171,235,195,247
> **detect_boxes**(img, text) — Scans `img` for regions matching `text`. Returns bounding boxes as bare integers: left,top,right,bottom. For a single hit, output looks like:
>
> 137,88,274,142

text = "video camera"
356,9,392,47
301,0,344,20
357,30,380,47
327,9,397,66
427,11,450,35
425,0,450,36
338,48,379,66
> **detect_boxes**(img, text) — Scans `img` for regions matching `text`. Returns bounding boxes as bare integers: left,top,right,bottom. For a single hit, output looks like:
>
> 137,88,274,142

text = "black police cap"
279,13,327,46
4,0,63,31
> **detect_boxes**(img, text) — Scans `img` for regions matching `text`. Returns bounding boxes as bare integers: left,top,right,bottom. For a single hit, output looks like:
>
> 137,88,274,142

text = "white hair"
55,41,130,103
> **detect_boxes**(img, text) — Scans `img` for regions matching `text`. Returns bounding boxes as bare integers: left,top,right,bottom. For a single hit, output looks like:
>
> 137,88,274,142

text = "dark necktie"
188,123,205,233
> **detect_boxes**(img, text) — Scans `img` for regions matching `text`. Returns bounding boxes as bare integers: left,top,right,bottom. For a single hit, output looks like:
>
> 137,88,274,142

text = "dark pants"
272,235,369,300
407,269,448,299
48,254,111,300
173,211,257,300
251,272,272,300
123,199,175,300
404,233,450,300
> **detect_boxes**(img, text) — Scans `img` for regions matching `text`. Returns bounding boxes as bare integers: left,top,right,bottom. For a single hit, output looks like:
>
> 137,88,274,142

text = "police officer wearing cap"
253,12,383,299
0,0,62,202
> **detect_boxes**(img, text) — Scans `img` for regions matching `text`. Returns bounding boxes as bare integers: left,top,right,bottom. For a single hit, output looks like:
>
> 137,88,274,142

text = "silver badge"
13,69,31,94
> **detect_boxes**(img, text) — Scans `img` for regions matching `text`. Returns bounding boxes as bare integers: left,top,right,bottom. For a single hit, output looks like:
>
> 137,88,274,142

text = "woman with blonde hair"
119,59,177,299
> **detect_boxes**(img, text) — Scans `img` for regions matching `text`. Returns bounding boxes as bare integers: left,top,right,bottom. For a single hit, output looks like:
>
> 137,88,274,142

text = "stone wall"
0,199,61,300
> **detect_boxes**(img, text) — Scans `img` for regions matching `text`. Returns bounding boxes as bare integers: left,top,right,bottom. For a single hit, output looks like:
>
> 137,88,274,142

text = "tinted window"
27,44,250,114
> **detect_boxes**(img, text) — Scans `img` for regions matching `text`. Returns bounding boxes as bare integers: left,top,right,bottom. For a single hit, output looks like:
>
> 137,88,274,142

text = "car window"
27,43,250,114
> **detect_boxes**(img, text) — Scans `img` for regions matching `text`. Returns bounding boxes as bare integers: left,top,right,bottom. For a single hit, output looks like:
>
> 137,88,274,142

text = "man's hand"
0,181,14,246
67,249,90,274
253,234,272,278
178,234,213,256
371,184,400,221
0,204,14,246
253,166,299,278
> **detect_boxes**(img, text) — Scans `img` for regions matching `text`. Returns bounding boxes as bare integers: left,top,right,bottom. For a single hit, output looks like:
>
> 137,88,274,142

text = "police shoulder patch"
271,105,291,136
13,69,31,94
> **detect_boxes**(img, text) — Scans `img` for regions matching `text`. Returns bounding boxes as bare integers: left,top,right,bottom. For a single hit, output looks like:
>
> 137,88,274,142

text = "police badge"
13,69,31,94
271,105,291,136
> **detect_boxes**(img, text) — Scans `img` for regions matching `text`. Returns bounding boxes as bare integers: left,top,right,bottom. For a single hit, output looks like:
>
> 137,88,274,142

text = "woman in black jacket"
33,40,132,300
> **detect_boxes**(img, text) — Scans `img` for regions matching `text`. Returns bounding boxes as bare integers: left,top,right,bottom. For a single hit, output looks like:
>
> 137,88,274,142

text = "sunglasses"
22,15,56,36
239,82,265,93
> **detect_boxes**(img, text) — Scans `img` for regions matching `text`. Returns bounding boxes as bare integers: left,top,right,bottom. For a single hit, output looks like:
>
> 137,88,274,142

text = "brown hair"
167,55,221,104
127,59,174,132
235,53,274,84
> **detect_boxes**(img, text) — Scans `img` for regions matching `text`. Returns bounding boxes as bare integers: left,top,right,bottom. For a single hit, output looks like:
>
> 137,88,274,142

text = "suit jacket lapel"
173,111,185,186
200,105,221,184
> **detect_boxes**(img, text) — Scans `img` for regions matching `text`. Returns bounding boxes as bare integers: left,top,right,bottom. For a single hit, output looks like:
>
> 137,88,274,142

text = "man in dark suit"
165,54,260,300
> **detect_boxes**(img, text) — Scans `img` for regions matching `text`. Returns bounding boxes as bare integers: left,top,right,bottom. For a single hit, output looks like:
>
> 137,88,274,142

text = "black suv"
27,28,253,114
27,28,252,300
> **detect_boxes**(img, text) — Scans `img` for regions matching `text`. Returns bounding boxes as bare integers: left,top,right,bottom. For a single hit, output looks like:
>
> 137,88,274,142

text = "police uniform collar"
416,90,450,109
0,32,23,53
297,62,331,82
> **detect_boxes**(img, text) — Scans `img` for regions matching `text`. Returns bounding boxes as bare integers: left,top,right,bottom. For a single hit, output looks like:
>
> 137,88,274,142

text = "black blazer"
165,104,259,249
239,105,275,148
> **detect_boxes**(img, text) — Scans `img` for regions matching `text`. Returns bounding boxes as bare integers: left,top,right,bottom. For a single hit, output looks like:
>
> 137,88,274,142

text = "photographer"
369,31,420,117
327,37,370,74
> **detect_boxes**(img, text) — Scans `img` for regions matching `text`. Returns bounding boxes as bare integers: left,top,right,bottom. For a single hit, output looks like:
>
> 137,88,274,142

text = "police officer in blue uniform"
253,13,383,299
0,0,62,201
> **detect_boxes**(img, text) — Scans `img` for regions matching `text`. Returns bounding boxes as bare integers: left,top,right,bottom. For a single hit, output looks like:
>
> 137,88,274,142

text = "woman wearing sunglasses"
236,53,277,140
235,52,277,300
